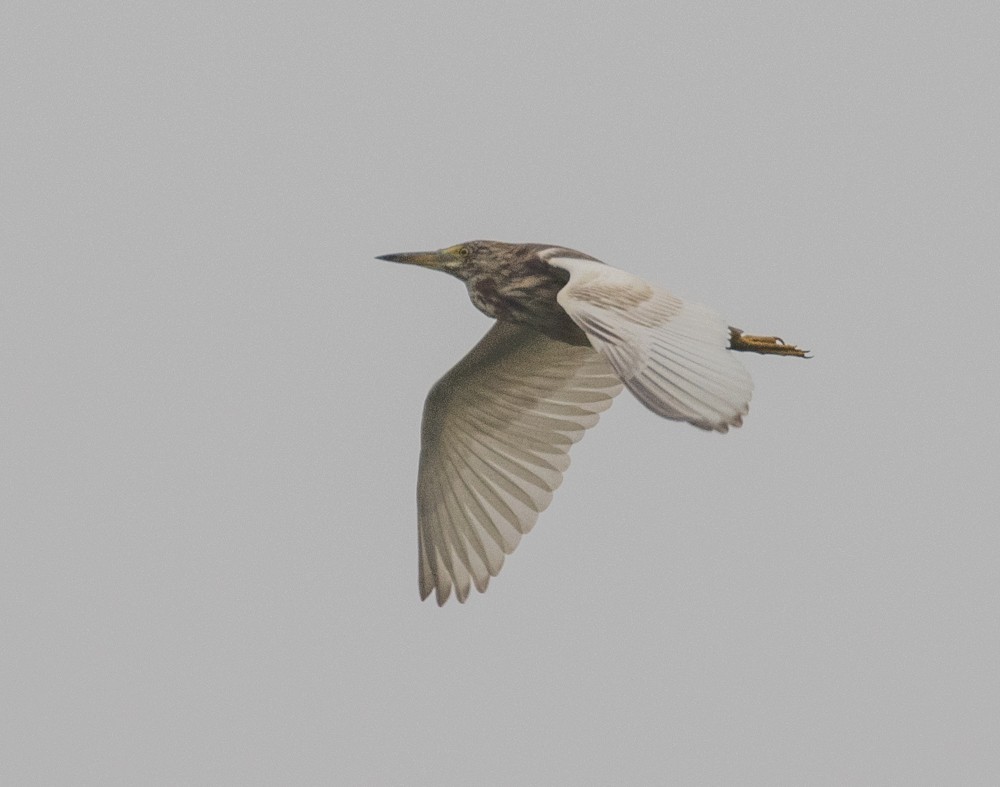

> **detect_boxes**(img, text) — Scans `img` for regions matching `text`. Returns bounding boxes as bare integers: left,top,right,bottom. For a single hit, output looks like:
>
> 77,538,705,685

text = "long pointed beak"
375,250,443,268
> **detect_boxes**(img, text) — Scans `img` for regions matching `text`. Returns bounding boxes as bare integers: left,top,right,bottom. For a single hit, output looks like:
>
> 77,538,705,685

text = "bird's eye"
459,247,470,256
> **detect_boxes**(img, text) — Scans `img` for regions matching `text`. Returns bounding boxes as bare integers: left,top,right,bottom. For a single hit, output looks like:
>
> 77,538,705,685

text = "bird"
376,240,808,605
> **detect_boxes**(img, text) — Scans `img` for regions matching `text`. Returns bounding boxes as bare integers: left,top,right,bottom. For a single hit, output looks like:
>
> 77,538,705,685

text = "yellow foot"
729,327,810,358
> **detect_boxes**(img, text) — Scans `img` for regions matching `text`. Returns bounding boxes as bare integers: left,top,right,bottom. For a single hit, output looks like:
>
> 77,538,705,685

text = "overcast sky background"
3,3,999,784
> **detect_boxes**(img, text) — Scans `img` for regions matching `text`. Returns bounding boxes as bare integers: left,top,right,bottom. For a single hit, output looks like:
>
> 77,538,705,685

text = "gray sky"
3,3,999,784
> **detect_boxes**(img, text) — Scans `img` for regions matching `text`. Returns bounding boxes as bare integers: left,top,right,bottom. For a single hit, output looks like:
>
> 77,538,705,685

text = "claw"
729,327,810,358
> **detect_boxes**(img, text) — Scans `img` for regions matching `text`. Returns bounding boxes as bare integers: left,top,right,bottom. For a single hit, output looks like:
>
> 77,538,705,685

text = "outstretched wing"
546,254,753,432
417,321,623,605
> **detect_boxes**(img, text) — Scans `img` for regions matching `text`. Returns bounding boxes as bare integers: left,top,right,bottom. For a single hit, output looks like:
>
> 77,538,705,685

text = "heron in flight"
377,241,807,605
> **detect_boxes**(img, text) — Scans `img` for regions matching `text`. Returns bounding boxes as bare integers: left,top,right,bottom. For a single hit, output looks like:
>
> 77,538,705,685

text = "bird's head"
376,240,517,280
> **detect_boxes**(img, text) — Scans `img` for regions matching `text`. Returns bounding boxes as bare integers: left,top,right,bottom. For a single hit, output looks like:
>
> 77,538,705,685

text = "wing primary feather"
643,364,730,427
452,429,550,516
434,475,471,602
454,412,569,472
451,426,561,494
438,469,487,595
646,357,740,417
441,450,506,574
415,321,621,603
417,473,448,600
446,437,536,535
549,256,752,431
